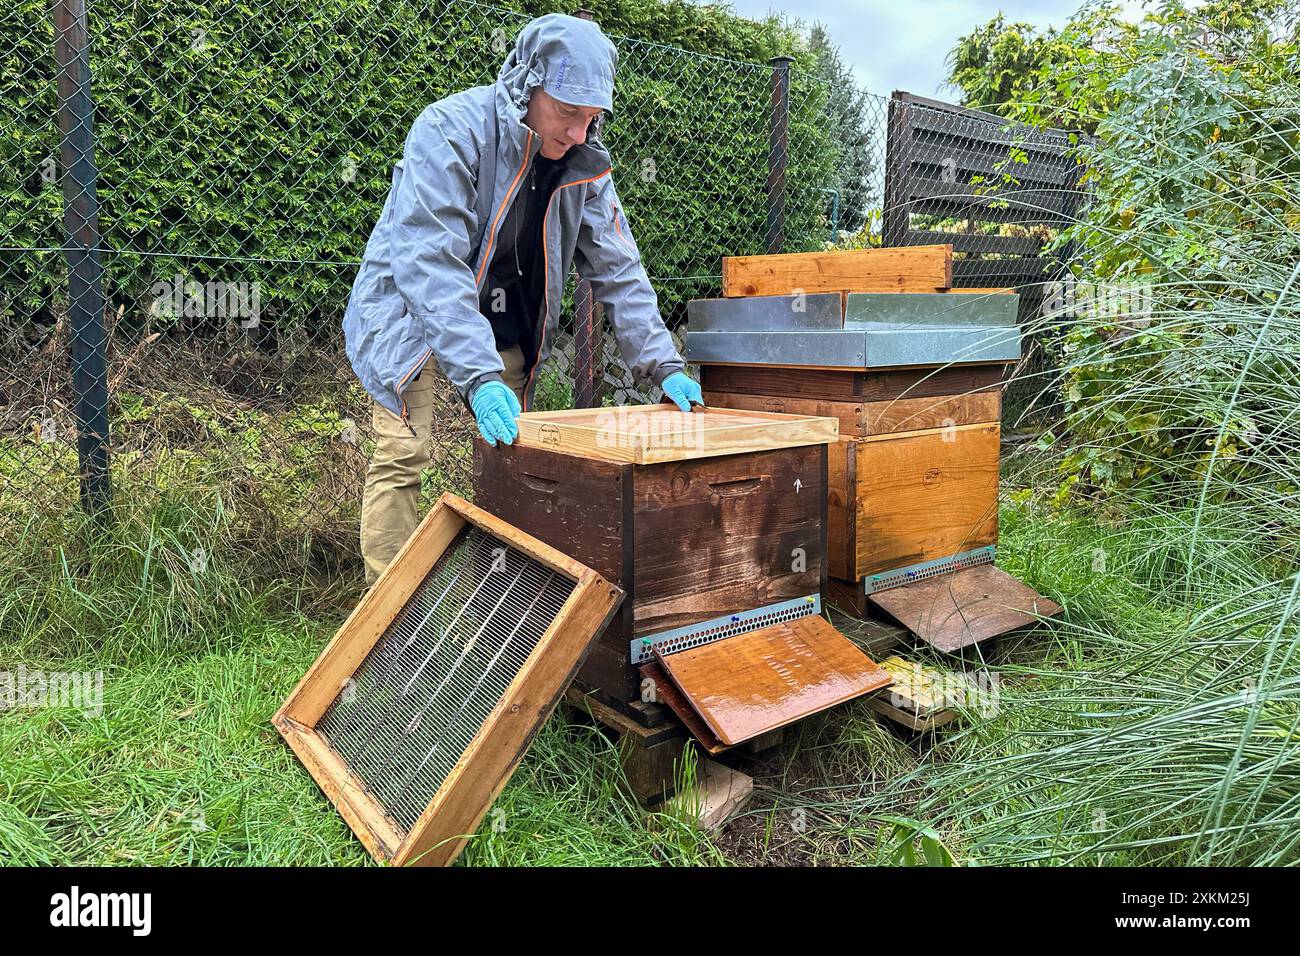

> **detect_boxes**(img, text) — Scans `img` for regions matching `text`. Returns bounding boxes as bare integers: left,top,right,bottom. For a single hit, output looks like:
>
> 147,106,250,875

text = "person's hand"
471,381,521,446
662,371,703,412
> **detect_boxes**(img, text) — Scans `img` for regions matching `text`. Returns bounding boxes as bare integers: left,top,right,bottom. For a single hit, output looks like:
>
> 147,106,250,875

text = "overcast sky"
713,0,1162,98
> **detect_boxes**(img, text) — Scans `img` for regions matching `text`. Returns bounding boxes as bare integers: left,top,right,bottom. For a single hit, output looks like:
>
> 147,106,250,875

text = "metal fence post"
52,0,110,517
765,55,793,255
570,7,604,408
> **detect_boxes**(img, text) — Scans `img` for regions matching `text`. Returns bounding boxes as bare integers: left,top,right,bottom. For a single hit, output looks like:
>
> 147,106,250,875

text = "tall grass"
794,13,1300,866
0,490,719,865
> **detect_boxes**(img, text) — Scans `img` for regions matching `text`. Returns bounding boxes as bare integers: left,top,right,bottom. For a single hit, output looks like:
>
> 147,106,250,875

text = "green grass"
0,488,721,866
1,378,1295,866
2,466,1295,865
0,636,718,865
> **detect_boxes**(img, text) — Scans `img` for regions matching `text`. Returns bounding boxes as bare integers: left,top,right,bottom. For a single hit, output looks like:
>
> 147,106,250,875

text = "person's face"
524,87,603,159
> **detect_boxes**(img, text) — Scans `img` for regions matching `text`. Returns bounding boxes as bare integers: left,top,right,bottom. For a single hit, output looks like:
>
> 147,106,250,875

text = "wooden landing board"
653,615,892,746
637,660,728,754
722,245,953,297
868,564,1063,653
513,404,838,465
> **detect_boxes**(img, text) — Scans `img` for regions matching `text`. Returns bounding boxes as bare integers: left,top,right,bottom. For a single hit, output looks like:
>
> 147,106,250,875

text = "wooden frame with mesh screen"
273,492,623,867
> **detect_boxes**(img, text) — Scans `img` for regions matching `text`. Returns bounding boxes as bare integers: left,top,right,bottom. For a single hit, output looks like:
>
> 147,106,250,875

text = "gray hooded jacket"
342,14,686,422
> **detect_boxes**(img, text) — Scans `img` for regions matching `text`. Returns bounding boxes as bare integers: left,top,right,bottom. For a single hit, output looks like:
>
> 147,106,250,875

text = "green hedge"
1,0,836,334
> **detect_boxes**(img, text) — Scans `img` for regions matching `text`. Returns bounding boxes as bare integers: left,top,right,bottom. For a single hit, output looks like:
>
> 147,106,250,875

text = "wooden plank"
904,231,1045,257
630,445,825,634
900,177,1075,222
864,695,957,733
896,91,1077,146
702,389,999,437
513,404,838,465
825,603,909,658
722,245,952,297
825,573,868,617
273,491,625,867
954,258,1055,283
663,759,754,831
653,615,892,746
868,563,1063,653
901,138,1077,189
827,435,854,581
699,363,1011,403
850,423,1001,580
562,686,684,748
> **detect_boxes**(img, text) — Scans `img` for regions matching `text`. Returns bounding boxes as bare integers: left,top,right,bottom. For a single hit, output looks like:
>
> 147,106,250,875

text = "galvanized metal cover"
685,326,1020,368
843,292,1019,328
687,292,843,332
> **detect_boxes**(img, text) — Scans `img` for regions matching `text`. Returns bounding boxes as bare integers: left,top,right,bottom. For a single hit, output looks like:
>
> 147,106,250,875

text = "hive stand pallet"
563,687,691,805
863,656,961,733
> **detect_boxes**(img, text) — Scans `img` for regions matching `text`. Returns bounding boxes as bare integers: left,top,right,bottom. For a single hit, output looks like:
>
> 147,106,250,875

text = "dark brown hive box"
473,405,839,708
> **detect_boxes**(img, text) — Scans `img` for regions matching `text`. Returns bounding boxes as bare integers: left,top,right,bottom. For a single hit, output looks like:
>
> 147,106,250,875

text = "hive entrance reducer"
273,492,622,866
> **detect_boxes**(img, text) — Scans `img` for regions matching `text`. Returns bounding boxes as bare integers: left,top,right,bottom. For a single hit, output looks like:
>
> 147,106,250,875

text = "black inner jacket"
477,146,573,373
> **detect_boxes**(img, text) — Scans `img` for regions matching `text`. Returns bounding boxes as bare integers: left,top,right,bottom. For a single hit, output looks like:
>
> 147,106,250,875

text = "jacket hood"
497,13,618,114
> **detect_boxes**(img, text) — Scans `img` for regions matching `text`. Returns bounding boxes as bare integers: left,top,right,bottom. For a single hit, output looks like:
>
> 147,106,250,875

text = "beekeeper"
343,13,702,584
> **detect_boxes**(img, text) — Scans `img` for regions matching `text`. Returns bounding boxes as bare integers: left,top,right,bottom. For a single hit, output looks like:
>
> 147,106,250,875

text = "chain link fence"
3,0,1079,574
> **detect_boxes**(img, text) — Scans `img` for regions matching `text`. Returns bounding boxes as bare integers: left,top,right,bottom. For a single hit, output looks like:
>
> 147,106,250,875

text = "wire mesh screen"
316,523,575,834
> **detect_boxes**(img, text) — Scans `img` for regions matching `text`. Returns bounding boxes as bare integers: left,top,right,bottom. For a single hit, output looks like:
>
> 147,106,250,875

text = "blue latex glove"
661,371,703,412
471,381,521,446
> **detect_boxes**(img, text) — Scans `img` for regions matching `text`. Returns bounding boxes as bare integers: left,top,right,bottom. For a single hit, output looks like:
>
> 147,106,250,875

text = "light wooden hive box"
686,246,1061,653
274,492,622,866
474,403,891,740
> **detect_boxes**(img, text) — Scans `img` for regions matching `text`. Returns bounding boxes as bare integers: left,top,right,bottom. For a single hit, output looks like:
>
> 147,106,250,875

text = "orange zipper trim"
474,130,534,287
527,166,613,412
398,131,536,425
611,200,635,253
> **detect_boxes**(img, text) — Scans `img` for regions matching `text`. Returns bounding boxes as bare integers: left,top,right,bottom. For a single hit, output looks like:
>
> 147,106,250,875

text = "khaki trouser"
360,344,527,585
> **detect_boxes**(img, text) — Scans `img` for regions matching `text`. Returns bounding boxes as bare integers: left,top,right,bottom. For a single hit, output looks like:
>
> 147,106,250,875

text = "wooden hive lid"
512,403,839,465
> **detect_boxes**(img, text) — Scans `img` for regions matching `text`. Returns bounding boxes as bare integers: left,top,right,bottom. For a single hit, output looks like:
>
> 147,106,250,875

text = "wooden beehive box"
684,251,1060,653
473,404,839,710
698,365,1006,583
829,421,1001,582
